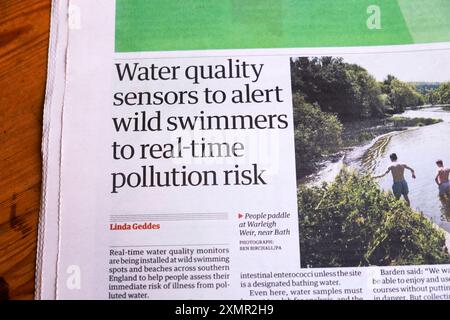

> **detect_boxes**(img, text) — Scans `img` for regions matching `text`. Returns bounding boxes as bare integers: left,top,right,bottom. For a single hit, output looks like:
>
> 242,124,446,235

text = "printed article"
36,0,450,300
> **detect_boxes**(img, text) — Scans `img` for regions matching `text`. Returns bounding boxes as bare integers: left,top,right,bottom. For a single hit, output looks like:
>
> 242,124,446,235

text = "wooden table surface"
0,0,51,300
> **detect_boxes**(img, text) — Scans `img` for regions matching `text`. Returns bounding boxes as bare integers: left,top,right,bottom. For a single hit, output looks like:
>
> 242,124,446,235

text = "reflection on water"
356,107,450,231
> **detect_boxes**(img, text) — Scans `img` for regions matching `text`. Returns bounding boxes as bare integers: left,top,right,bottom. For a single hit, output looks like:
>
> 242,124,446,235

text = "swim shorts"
439,181,450,196
392,180,409,198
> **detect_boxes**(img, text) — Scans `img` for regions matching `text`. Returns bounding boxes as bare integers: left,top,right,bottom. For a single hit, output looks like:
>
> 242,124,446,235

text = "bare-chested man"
435,160,450,200
374,153,416,205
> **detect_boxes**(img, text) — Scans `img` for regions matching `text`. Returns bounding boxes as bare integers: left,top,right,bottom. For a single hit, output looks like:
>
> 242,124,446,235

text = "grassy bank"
342,116,442,148
298,170,450,268
388,116,442,127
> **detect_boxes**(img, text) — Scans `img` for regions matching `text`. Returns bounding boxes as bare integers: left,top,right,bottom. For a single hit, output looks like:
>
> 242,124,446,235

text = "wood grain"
0,0,51,300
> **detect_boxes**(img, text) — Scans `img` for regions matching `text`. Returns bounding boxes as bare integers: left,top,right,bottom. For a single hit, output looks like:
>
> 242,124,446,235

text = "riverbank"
299,107,450,248
299,114,442,184
298,170,450,267
342,116,442,148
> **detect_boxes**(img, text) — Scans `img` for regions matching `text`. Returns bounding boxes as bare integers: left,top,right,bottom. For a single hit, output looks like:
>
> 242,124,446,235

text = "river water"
309,107,450,232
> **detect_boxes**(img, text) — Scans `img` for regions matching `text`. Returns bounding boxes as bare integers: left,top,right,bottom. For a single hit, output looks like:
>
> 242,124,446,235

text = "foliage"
292,94,343,177
298,170,450,267
387,116,442,127
414,82,440,105
434,82,450,105
340,116,440,149
290,57,433,179
382,76,425,113
414,82,440,94
291,57,385,120
426,90,441,105
423,82,450,105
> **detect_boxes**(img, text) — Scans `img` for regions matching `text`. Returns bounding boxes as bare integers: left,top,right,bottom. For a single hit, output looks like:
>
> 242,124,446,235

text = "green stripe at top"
115,0,448,52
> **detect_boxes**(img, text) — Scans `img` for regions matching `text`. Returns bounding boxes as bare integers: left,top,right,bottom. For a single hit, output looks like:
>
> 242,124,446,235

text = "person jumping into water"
374,153,416,206
435,160,450,202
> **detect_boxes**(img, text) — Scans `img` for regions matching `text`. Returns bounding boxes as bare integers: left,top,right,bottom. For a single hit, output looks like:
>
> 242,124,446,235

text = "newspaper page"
37,0,450,300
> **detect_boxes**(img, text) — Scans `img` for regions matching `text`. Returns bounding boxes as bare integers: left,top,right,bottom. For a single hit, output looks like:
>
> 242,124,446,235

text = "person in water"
435,159,450,201
375,153,416,205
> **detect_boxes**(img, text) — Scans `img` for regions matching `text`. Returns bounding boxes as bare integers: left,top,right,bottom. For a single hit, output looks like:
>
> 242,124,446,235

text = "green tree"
435,82,450,104
381,74,397,94
425,89,440,105
386,79,424,113
382,76,425,112
291,57,384,120
293,94,342,177
352,65,385,118
298,170,450,267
